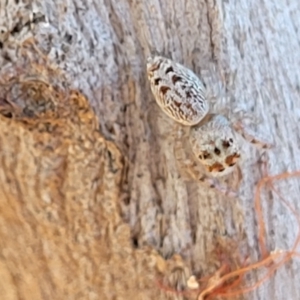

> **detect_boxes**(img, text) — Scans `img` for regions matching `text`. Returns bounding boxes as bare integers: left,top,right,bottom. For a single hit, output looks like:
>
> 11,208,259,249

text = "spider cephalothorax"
189,114,241,177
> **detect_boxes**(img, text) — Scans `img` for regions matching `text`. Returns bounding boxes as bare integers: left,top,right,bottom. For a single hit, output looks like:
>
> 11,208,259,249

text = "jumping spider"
146,56,272,197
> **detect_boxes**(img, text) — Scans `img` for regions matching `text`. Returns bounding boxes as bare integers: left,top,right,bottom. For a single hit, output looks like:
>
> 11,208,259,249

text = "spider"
146,55,272,198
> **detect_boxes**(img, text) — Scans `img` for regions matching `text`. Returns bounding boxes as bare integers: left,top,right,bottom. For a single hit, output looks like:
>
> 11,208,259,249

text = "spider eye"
218,168,225,172
214,147,221,155
229,138,233,143
222,140,230,148
200,151,211,160
165,66,174,73
154,78,161,85
171,75,181,84
229,162,236,167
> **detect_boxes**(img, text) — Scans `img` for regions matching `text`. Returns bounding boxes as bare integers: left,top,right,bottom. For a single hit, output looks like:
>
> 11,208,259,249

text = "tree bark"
0,0,300,299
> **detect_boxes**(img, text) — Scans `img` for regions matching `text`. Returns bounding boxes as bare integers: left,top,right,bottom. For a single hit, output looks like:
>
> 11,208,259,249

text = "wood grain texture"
0,0,300,299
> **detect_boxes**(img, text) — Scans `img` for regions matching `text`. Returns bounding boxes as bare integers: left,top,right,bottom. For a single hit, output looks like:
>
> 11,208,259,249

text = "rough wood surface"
0,0,300,299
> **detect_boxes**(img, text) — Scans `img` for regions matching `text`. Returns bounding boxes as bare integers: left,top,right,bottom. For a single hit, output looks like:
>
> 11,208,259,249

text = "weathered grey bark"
0,0,300,299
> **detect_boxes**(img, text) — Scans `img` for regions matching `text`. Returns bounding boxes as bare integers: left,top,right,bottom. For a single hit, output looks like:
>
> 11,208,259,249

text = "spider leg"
0,97,22,118
232,121,274,149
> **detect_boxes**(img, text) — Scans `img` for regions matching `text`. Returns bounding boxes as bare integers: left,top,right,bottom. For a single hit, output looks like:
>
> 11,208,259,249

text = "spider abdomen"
147,56,209,126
